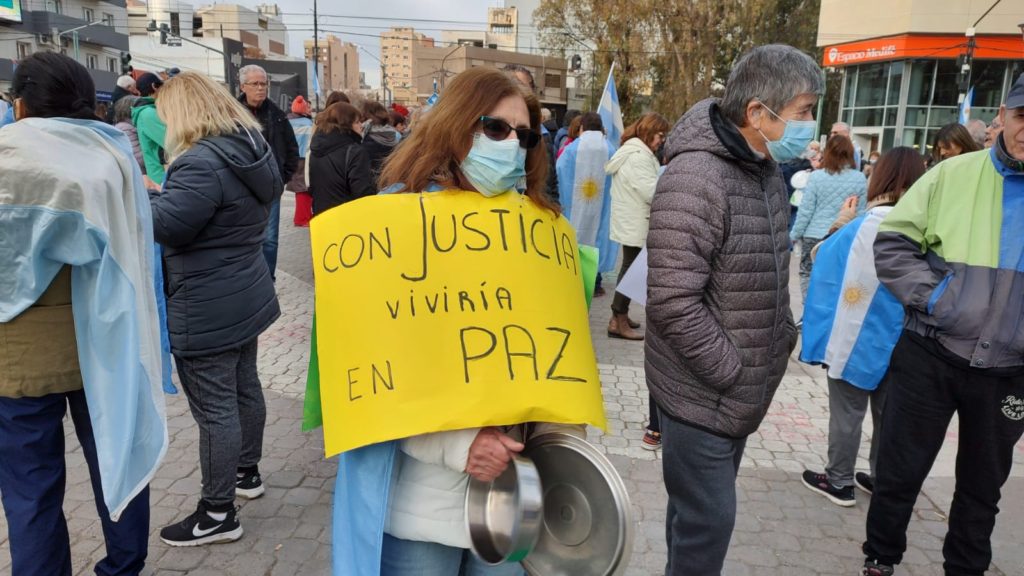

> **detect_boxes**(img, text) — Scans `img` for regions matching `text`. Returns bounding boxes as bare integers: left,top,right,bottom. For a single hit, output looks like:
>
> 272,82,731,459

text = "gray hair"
720,44,824,127
239,64,267,85
966,118,987,147
113,95,138,124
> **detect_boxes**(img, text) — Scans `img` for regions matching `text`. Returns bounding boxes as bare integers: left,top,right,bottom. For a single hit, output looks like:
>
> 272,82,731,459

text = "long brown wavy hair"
378,66,555,213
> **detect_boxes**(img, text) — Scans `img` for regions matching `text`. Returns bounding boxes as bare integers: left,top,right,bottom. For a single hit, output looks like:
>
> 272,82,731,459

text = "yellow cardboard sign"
310,190,606,456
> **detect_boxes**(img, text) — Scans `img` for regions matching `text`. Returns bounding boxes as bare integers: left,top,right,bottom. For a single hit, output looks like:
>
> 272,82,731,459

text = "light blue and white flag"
799,206,904,391
555,132,619,273
312,63,323,101
959,87,974,125
598,62,624,151
0,118,167,519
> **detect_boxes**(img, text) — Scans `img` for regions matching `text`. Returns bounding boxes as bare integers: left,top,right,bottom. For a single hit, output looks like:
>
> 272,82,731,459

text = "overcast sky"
270,0,502,88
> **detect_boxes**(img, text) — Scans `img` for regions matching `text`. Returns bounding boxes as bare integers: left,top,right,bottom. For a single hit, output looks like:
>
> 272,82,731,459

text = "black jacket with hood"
150,128,283,357
308,128,377,215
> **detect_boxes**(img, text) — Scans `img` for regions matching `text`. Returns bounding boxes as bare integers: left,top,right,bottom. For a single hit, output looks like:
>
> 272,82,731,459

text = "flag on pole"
959,87,974,125
312,63,322,100
598,63,624,150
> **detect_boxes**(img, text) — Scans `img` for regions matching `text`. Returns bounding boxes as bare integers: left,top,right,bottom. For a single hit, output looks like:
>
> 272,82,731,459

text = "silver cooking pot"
465,433,632,575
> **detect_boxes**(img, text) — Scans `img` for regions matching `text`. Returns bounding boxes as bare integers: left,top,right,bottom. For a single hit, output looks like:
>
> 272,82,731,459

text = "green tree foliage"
536,0,824,123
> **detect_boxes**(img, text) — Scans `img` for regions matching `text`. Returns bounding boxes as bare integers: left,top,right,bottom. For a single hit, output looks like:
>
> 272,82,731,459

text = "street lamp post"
439,45,460,90
57,21,104,61
146,20,224,55
958,0,1004,106
562,31,596,109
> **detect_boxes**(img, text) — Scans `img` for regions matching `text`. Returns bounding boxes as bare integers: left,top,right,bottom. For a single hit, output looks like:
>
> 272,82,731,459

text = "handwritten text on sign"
310,190,606,456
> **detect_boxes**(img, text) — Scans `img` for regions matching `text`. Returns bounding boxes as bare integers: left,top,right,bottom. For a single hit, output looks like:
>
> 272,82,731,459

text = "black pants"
864,331,1024,575
175,338,266,508
611,245,643,314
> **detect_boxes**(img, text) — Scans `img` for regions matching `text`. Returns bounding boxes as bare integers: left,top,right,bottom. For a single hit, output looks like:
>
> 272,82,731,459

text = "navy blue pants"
262,197,281,281
0,390,150,576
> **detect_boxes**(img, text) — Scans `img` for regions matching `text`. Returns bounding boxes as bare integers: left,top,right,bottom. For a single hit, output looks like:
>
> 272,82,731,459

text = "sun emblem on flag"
580,179,600,200
841,283,868,308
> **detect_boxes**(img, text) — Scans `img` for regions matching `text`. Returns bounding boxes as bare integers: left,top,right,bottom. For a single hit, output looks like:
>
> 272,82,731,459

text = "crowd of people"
1,41,1023,576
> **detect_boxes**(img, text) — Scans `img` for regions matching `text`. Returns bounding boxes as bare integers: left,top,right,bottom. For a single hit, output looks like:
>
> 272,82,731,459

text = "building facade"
1,0,130,96
411,44,567,110
193,3,287,58
818,0,1024,154
381,26,433,104
303,34,358,93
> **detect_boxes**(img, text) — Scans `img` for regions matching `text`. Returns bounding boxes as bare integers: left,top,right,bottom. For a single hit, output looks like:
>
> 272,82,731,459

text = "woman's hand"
465,427,524,482
838,195,858,222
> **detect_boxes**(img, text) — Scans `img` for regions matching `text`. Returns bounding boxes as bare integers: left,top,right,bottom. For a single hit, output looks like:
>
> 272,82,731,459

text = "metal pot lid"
521,433,633,576
466,455,544,565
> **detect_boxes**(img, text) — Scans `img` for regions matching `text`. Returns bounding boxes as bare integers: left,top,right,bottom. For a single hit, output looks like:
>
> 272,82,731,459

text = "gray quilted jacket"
645,99,798,438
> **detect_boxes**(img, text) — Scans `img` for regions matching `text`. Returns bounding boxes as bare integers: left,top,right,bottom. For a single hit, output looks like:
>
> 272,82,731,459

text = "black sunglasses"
480,116,541,149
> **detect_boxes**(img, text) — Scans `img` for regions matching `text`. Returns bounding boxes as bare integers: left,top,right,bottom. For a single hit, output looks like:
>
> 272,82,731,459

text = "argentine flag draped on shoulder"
799,205,904,390
556,63,622,274
0,118,168,519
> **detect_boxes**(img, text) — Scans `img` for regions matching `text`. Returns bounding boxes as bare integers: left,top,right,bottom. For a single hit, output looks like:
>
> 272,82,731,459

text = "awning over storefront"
822,34,1024,67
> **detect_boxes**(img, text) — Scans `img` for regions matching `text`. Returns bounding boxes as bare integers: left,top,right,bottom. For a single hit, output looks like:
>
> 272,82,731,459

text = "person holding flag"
798,147,925,508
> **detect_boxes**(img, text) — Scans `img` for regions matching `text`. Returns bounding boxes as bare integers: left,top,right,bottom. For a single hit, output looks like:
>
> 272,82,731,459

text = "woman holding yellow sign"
327,66,587,576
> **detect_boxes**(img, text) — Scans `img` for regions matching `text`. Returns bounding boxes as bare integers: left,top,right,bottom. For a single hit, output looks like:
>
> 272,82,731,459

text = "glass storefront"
838,59,1018,154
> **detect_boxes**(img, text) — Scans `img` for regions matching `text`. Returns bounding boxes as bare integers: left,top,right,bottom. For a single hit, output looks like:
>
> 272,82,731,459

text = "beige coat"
606,137,660,247
0,266,83,398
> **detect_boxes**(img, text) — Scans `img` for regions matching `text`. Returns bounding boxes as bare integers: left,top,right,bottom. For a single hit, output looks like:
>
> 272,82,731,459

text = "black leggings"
610,245,643,314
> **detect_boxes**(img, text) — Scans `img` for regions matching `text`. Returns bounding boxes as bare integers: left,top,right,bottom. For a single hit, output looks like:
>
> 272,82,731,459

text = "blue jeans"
262,197,281,281
381,533,525,576
0,390,150,576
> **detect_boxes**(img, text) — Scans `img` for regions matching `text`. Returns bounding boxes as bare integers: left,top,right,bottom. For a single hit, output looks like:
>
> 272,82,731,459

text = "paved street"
2,193,1022,576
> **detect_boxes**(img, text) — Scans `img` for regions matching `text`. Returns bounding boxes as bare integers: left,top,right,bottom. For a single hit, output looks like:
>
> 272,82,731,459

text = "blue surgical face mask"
757,103,817,163
461,132,527,197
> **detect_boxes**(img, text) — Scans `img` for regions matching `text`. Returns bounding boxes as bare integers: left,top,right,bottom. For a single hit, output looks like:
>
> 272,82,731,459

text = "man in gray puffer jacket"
646,44,822,575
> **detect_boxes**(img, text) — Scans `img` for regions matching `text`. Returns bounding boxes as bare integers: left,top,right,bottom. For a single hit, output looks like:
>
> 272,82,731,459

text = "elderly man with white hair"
830,120,863,168
238,64,298,282
646,44,821,575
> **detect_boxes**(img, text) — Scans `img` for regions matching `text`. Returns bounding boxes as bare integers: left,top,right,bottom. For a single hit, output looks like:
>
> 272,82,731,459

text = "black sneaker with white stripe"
236,467,265,500
160,501,242,547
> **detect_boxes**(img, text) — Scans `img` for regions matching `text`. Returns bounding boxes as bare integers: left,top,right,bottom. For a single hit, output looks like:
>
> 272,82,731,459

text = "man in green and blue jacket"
862,75,1024,576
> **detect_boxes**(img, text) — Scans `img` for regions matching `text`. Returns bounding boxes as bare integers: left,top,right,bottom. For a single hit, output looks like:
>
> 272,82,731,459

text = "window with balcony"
107,57,117,73
170,12,180,35
102,13,114,26
86,54,98,69
83,7,94,22
49,0,62,14
16,42,31,60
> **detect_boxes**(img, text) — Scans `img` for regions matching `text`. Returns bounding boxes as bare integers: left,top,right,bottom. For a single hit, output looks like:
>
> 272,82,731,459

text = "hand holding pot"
466,427,524,482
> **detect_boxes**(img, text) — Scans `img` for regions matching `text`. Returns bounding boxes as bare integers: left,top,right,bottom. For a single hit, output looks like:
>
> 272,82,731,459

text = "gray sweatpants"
825,376,887,488
175,338,266,508
660,410,746,576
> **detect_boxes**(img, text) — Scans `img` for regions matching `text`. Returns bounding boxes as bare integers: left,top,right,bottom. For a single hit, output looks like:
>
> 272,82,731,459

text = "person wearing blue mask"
341,65,585,576
645,44,822,575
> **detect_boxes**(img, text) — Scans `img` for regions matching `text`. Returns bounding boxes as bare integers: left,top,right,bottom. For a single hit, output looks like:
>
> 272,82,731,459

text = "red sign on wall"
822,34,1024,67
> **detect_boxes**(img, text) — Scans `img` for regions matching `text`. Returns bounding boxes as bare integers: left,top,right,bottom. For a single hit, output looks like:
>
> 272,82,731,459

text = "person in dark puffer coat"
308,101,377,215
149,71,281,548
646,44,821,575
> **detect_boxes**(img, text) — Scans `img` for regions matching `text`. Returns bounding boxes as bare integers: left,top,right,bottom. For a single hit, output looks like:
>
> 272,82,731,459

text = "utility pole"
313,0,319,111
959,0,1003,107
